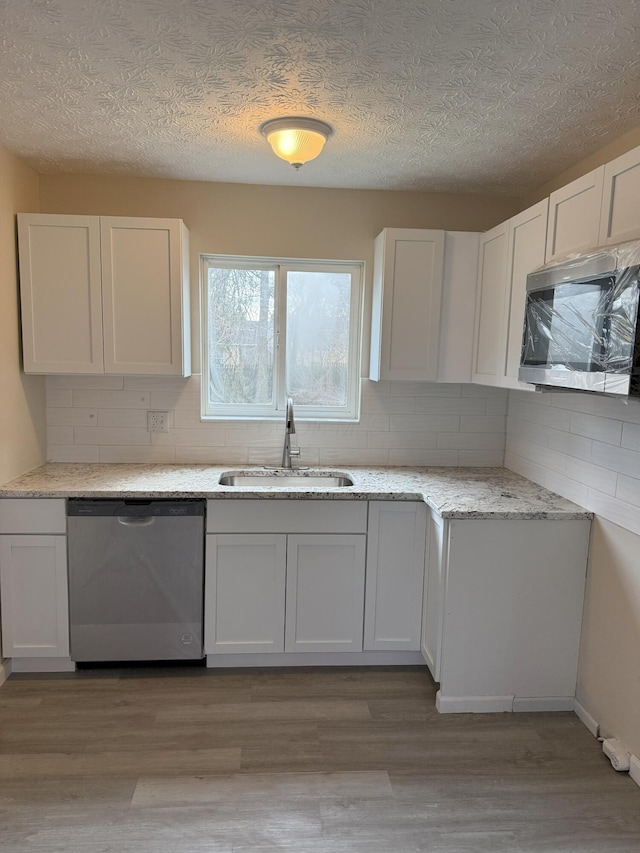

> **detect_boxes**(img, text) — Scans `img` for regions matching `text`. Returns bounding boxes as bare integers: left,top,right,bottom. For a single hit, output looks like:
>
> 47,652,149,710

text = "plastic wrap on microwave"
521,240,640,381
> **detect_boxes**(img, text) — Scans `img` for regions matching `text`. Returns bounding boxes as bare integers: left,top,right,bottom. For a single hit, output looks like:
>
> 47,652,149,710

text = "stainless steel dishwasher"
67,498,205,662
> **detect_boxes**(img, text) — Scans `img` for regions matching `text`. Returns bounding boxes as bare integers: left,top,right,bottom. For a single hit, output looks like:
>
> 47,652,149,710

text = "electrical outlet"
147,411,170,433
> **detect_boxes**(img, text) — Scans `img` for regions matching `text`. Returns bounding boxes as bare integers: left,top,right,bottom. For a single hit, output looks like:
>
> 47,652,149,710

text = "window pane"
286,270,352,407
207,267,275,406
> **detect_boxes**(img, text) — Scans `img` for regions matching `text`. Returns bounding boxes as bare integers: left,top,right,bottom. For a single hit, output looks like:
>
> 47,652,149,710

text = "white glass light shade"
261,118,332,169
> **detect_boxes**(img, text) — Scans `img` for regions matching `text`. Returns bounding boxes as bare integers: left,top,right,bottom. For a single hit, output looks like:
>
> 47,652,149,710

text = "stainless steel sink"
218,472,354,488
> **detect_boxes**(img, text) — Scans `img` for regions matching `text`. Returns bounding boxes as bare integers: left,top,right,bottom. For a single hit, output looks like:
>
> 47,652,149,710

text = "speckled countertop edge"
0,464,592,521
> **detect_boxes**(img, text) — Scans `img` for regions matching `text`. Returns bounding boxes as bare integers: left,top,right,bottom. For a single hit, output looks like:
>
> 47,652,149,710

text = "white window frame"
200,255,364,421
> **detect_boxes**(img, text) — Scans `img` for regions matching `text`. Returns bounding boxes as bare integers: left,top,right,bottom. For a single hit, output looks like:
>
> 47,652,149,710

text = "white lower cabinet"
0,499,70,663
364,502,426,651
0,535,69,659
205,534,286,654
286,534,366,652
204,500,369,658
422,512,591,713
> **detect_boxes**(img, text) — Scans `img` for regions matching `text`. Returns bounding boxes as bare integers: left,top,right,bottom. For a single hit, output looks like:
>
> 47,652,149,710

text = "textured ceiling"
1,0,639,195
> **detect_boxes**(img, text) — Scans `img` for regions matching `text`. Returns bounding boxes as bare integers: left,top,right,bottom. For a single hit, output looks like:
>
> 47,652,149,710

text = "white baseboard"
0,658,12,687
206,650,425,668
629,755,640,788
513,696,575,712
436,691,514,713
10,657,75,673
574,699,600,738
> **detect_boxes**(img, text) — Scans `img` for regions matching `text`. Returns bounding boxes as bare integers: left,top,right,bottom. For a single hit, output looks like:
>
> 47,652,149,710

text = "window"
201,256,363,420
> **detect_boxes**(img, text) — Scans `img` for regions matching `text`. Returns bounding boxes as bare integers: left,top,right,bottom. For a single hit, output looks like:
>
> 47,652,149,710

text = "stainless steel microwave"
519,244,640,397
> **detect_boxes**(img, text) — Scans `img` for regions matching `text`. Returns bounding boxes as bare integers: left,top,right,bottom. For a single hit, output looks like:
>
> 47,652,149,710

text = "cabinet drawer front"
0,500,66,534
206,500,367,534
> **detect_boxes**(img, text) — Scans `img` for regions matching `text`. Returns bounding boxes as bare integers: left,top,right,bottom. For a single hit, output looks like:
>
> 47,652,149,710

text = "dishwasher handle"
117,516,155,527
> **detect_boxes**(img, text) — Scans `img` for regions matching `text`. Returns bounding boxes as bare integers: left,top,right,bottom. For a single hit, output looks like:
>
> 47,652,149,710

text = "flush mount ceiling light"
260,117,333,169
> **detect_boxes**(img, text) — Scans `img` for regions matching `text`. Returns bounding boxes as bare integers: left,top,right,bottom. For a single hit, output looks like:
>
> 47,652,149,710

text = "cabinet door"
285,534,366,652
205,534,286,654
437,232,481,383
421,510,446,681
599,145,640,246
370,228,445,381
17,214,104,374
546,167,604,262
364,502,426,651
100,217,191,376
472,222,508,386
502,199,549,386
0,536,69,658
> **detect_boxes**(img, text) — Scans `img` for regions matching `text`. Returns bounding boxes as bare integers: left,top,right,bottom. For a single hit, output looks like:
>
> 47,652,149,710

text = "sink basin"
218,472,354,488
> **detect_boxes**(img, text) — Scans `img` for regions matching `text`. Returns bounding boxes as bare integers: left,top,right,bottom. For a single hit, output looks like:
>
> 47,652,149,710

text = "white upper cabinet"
18,213,191,376
599,144,640,246
502,198,549,387
18,215,104,374
370,228,445,382
100,217,190,375
436,231,481,383
545,167,604,262
471,222,509,386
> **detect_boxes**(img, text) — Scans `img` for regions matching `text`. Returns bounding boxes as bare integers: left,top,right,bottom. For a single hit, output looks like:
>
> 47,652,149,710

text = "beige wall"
39,174,520,373
523,125,640,208
0,146,45,483
577,517,640,758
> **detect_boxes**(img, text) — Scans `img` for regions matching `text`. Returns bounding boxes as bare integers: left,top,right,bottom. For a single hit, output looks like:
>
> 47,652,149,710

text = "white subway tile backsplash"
97,409,150,429
591,440,640,477
545,426,592,460
46,388,72,407
459,416,506,433
391,414,460,432
436,432,506,451
565,457,618,496
616,474,640,509
570,411,622,446
368,431,438,449
507,390,640,537
318,448,390,466
458,450,505,467
621,421,640,451
46,407,97,426
414,397,486,415
388,449,459,466
151,428,226,447
47,425,74,444
360,394,416,414
176,447,248,465
45,376,505,471
74,427,151,446
503,450,548,488
48,445,100,463
74,390,150,409
47,375,124,390
544,470,589,507
98,445,175,463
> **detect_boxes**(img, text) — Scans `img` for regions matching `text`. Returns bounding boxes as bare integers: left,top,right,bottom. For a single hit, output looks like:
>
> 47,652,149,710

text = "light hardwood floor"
0,665,639,851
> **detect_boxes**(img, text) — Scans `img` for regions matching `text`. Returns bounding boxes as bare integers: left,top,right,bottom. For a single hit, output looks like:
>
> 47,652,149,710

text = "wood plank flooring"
0,665,638,851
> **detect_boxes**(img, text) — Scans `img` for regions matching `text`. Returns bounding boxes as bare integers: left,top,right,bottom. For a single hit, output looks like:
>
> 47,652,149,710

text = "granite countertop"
0,463,591,520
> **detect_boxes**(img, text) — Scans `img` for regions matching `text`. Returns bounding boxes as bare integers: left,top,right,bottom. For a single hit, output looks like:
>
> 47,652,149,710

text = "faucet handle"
289,447,301,458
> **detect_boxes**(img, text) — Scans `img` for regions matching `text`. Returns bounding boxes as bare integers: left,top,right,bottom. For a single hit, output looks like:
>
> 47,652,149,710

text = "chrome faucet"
281,397,301,468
